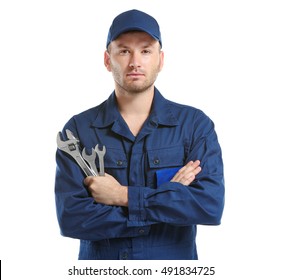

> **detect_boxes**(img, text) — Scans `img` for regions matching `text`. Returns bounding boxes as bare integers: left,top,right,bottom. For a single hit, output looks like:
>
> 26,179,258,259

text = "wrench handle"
75,155,98,176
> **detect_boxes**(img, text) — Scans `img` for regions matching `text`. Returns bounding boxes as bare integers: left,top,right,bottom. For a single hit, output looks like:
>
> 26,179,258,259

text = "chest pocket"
146,145,185,187
103,148,128,186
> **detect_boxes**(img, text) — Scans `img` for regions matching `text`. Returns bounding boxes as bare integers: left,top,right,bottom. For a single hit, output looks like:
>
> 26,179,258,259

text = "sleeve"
127,111,225,227
55,121,153,241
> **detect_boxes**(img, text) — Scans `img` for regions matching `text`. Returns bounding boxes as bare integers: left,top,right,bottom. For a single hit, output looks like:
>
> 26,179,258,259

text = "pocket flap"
147,145,184,168
104,149,128,168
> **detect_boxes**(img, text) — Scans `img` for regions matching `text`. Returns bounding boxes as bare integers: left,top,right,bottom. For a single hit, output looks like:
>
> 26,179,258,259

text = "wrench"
82,148,99,176
94,144,106,176
56,129,97,177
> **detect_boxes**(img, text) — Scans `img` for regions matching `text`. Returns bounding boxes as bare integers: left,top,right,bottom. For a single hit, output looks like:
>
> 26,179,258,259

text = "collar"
91,87,179,128
150,88,180,127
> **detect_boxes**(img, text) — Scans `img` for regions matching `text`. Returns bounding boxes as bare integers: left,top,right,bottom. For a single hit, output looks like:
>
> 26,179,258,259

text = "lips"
126,73,145,77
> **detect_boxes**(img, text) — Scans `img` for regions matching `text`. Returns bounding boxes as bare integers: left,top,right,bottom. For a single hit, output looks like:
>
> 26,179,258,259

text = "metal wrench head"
56,131,79,154
94,144,106,176
66,129,79,141
56,130,96,176
82,148,99,176
82,148,97,162
94,144,106,155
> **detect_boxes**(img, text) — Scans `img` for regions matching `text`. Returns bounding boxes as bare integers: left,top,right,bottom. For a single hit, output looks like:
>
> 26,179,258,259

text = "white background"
1,0,281,279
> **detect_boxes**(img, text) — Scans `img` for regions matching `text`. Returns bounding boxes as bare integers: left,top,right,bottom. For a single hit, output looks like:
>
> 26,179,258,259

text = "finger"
189,160,201,170
182,174,195,186
84,176,95,186
171,161,194,181
193,166,202,176
171,160,201,182
179,160,201,175
84,176,90,185
171,163,202,185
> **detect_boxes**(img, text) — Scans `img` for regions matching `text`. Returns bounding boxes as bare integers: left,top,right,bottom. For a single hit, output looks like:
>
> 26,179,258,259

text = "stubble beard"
112,66,160,95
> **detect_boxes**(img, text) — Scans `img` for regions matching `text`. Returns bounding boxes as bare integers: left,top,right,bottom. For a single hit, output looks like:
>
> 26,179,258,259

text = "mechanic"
55,9,225,260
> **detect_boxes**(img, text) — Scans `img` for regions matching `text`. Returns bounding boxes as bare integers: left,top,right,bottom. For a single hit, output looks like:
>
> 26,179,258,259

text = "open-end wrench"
82,148,99,176
94,144,106,176
56,129,97,177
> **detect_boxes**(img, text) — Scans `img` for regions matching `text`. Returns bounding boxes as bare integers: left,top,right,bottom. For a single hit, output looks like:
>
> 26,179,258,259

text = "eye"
119,49,130,55
142,49,151,54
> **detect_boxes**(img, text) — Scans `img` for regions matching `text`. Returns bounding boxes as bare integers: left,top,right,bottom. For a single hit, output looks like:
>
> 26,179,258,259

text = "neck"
115,86,154,117
115,86,155,136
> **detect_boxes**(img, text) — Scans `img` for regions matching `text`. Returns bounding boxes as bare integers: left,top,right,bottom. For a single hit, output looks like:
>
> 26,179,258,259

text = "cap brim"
111,27,160,44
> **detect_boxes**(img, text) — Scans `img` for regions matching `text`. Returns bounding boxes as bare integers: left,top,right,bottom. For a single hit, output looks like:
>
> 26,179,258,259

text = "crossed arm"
84,160,201,207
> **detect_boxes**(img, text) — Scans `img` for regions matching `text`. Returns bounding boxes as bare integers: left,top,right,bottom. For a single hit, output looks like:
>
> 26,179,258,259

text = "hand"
84,174,128,206
171,160,201,186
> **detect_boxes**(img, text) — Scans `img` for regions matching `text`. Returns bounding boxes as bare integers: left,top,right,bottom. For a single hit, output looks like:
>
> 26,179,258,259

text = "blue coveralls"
55,88,225,260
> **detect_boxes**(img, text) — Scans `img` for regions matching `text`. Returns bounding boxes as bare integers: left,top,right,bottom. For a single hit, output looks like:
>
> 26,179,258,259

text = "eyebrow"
116,42,154,49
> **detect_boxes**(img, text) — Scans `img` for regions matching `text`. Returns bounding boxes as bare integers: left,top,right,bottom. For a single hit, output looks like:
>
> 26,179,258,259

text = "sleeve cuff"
127,186,146,224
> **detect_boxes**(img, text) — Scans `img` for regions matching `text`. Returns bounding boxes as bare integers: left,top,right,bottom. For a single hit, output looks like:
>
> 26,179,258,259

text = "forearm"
84,174,128,206
127,135,225,227
84,160,201,207
55,150,153,241
83,160,220,227
128,173,224,227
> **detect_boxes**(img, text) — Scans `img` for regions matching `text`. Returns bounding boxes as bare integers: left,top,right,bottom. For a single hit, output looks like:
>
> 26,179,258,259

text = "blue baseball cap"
106,9,162,48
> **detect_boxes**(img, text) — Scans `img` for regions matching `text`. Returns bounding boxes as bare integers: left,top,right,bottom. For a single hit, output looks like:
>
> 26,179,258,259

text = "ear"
104,51,111,72
159,50,164,72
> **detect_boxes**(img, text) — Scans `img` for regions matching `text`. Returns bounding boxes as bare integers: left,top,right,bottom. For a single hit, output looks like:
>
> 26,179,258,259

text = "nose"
129,52,141,69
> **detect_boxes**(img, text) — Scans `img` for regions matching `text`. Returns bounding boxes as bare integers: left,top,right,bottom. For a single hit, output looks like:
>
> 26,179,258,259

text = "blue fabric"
156,167,181,186
106,9,162,48
55,88,225,260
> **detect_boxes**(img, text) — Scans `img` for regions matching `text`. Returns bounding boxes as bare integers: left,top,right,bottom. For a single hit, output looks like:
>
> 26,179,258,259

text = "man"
55,9,224,260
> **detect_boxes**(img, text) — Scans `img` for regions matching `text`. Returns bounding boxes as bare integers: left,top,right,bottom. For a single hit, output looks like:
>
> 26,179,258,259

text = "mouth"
126,73,145,78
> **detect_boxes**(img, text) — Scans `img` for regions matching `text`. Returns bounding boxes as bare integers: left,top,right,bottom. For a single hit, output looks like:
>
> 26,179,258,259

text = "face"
104,31,164,95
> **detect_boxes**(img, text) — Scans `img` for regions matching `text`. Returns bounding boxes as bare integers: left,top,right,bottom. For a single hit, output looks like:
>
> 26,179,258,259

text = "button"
117,160,123,166
139,229,145,234
153,158,160,165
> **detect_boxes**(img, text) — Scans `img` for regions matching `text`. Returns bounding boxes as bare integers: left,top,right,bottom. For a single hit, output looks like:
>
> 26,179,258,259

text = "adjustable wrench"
56,129,97,177
94,144,106,176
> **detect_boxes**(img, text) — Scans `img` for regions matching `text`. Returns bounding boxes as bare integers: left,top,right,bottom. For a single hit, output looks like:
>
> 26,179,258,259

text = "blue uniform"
55,88,225,260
